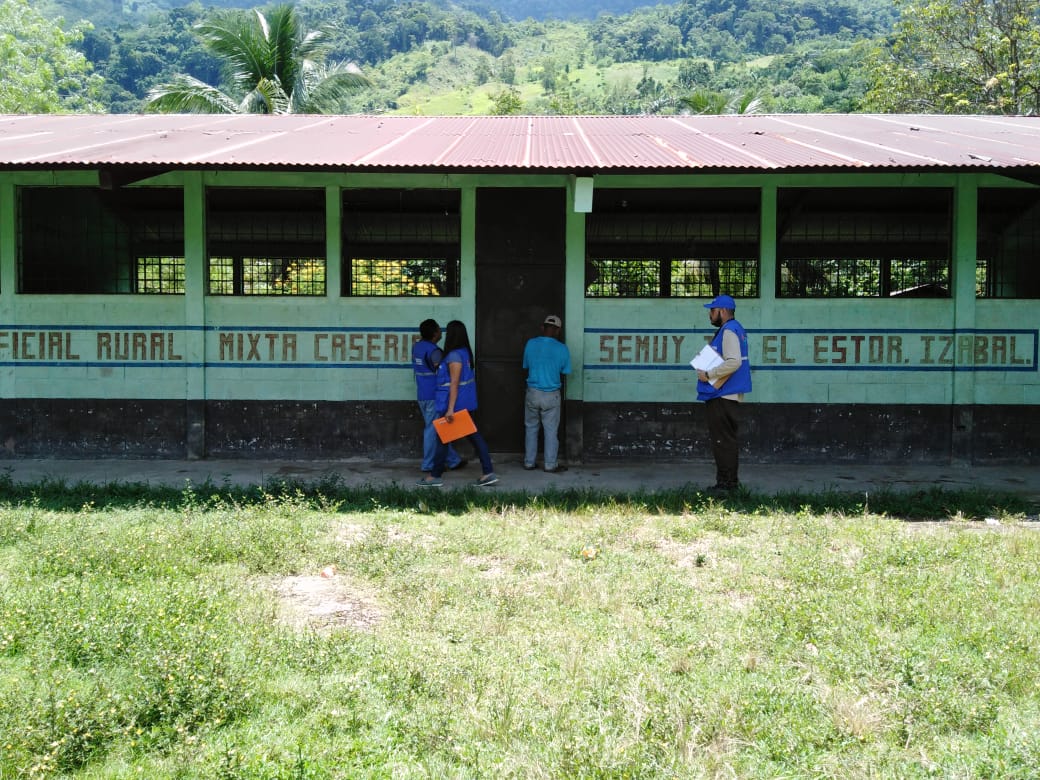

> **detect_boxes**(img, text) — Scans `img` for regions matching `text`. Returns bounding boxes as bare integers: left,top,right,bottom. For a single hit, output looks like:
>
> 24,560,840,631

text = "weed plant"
0,479,1037,777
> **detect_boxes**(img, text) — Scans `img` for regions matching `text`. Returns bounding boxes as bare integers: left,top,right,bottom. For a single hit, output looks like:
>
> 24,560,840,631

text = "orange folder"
433,408,477,443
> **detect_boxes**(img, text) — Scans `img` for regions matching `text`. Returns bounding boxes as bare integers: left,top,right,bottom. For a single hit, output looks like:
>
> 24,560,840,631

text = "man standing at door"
522,314,572,473
413,319,464,476
695,295,752,494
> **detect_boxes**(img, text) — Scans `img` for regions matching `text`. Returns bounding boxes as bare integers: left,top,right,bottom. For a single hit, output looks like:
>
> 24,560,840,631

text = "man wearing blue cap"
695,294,752,494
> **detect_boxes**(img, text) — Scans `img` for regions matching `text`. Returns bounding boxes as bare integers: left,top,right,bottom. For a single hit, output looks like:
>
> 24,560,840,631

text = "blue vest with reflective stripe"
697,319,752,401
435,348,478,413
412,340,440,401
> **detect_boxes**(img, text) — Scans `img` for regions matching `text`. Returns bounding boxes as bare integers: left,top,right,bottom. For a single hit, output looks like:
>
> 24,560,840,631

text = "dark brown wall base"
584,402,955,463
0,399,1035,465
0,399,188,458
203,400,420,459
583,402,1039,465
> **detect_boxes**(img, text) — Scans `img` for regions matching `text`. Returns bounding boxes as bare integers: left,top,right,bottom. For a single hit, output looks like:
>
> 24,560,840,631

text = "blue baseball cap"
704,294,736,310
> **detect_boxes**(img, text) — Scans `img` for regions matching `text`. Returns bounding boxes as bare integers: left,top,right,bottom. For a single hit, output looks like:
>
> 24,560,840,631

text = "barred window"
207,188,325,296
208,256,326,296
977,188,1040,298
343,189,460,296
19,186,184,294
777,188,951,298
137,256,185,294
585,189,759,298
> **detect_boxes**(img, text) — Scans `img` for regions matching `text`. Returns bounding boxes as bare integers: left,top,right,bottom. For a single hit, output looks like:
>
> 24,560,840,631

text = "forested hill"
39,0,674,25
42,0,896,26
39,0,900,115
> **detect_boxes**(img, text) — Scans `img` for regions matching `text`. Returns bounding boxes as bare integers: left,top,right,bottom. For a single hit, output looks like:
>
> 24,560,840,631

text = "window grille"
206,188,326,296
585,189,759,298
19,186,184,294
208,256,326,296
343,189,460,296
671,258,759,298
777,188,951,298
977,188,1040,298
587,259,662,297
136,256,185,294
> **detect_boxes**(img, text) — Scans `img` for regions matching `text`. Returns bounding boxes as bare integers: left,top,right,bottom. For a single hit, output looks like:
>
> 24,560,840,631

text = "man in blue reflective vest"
412,319,464,476
695,295,752,494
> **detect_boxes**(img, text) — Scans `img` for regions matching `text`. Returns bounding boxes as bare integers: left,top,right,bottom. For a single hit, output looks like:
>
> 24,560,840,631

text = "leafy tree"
677,58,713,89
0,0,104,112
678,88,764,114
145,3,368,114
81,3,222,113
866,0,1040,114
489,86,523,114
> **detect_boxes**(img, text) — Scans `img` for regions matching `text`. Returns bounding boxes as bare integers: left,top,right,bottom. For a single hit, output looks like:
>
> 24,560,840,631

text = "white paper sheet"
689,343,723,372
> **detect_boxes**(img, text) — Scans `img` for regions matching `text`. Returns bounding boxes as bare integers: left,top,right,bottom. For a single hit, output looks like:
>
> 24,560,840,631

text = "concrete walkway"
1,456,1037,505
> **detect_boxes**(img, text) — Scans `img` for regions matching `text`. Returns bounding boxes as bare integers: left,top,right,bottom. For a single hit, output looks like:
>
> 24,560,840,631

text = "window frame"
342,188,461,297
584,188,760,299
776,187,953,299
976,187,1040,299
205,187,327,297
18,185,185,295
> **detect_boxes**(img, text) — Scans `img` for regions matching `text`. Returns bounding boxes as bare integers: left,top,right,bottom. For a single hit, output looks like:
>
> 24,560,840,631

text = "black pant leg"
706,397,741,487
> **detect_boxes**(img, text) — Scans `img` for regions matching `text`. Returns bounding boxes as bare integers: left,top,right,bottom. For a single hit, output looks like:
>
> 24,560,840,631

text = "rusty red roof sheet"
0,113,1038,173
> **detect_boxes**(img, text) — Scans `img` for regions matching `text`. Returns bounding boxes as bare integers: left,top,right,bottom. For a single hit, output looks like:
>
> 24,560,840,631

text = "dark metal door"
475,188,566,453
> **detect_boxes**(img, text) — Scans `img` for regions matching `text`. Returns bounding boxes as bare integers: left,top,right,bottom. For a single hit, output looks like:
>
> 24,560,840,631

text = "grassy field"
1,478,1037,778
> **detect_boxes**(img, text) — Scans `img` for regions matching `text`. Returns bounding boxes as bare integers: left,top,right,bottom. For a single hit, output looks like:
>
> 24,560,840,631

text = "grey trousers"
524,387,562,468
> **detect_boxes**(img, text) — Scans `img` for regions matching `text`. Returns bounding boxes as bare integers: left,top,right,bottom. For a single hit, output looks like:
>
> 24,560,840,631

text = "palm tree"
677,89,765,115
145,4,368,114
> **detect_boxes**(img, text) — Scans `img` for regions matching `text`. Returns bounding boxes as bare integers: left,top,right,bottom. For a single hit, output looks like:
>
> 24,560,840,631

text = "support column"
564,179,587,462
0,180,15,401
951,177,978,464
183,173,207,458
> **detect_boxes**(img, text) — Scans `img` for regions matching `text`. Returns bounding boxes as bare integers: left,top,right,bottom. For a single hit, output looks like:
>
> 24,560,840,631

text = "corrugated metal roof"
0,113,1038,173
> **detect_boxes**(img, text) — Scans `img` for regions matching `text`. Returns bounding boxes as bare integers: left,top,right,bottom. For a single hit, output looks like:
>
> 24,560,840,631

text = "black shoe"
523,463,537,471
544,465,568,474
448,459,469,470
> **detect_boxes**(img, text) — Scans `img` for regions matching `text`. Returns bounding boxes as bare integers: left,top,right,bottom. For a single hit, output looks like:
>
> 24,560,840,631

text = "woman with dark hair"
417,320,498,487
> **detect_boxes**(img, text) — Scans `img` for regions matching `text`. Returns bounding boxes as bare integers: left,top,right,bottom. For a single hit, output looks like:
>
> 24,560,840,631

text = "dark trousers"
705,398,741,487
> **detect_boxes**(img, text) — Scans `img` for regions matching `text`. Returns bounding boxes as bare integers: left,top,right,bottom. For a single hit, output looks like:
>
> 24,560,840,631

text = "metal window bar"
777,188,952,299
670,258,758,298
19,187,184,294
778,257,949,298
888,258,949,297
343,203,460,296
348,258,460,297
135,256,185,294
585,257,759,298
208,257,235,295
977,189,1040,298
207,256,326,296
585,259,663,297
205,189,326,297
585,203,760,298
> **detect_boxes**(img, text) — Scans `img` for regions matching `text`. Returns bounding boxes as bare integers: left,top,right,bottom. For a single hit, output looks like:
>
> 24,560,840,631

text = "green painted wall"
0,169,1036,409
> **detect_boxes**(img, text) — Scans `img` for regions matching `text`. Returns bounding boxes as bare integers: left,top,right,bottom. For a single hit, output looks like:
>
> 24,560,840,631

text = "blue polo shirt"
523,336,571,391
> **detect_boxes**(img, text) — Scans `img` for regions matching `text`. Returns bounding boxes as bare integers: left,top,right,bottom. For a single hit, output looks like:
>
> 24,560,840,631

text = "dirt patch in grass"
269,573,383,632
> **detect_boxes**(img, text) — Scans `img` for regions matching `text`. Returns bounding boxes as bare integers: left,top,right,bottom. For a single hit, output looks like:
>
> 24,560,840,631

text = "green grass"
1,478,1038,777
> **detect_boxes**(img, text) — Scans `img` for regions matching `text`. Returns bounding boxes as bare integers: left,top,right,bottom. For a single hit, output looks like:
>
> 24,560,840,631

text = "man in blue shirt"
412,319,464,476
695,295,752,494
522,314,572,473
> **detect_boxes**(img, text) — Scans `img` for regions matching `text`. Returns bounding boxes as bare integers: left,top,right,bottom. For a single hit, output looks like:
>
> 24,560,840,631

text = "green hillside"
37,0,898,114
